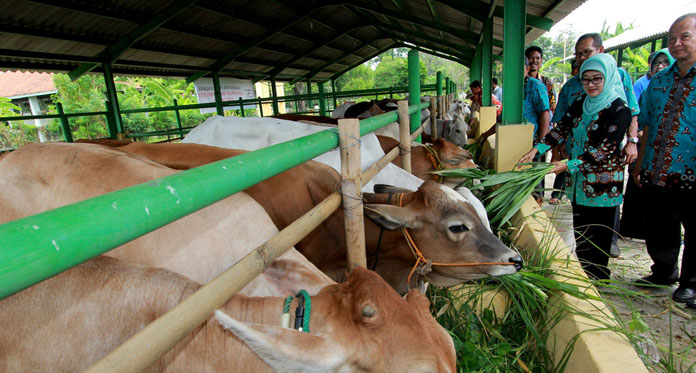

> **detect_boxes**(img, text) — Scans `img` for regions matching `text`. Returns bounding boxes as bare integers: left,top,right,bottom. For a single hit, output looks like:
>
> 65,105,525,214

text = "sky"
547,0,696,38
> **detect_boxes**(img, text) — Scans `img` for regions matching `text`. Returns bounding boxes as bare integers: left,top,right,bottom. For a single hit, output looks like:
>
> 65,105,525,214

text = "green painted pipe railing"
0,101,428,300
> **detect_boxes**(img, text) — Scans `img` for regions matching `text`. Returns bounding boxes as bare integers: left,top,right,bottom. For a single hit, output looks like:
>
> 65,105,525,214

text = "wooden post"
438,94,445,119
397,100,412,173
338,118,366,270
429,96,438,140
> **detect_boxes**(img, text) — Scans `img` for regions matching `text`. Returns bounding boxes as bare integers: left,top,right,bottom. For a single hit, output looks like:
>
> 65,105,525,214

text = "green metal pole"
617,48,624,67
104,101,117,138
270,79,279,116
408,49,422,143
318,82,326,116
482,20,493,107
445,77,450,96
173,99,183,137
257,96,264,117
212,71,224,116
239,97,245,117
436,71,443,96
331,79,338,110
502,0,526,124
102,63,123,138
306,79,313,111
56,102,73,143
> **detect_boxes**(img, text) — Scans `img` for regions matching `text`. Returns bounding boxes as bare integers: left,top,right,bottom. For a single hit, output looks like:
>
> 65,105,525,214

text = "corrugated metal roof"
0,71,56,98
604,21,671,52
0,0,586,82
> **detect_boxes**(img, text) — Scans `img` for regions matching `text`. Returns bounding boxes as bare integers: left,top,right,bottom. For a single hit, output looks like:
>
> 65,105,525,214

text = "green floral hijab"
580,53,627,117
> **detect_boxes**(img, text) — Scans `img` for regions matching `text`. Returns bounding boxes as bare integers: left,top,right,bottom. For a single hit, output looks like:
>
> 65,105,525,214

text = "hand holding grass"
517,148,539,167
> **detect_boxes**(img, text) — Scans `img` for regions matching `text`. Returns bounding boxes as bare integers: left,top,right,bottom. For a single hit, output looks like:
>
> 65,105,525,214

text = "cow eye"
449,224,469,233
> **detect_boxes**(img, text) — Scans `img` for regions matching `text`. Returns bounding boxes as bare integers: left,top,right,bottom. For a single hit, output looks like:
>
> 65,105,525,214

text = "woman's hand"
517,148,538,168
550,161,568,175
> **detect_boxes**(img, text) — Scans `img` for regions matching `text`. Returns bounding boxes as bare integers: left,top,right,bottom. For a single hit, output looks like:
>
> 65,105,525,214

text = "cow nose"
509,256,523,271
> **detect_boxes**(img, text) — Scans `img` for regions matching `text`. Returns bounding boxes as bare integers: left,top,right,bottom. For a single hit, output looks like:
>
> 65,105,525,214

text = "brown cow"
2,142,520,294
0,142,333,296
0,256,456,372
377,135,477,185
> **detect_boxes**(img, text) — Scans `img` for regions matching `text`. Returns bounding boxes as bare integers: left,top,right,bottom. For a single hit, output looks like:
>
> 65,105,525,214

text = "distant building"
0,71,57,142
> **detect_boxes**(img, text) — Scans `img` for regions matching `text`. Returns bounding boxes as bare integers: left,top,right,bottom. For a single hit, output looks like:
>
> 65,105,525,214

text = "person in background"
467,80,502,123
632,13,696,308
526,46,557,114
549,58,580,205
633,49,675,103
492,77,503,103
554,33,640,259
519,54,632,281
620,49,675,240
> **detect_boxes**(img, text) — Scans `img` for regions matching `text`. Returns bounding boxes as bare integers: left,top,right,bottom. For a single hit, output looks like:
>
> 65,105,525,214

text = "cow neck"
396,193,516,287
371,192,395,270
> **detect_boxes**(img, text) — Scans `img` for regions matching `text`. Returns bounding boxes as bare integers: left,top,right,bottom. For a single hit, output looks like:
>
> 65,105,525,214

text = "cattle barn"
0,0,595,371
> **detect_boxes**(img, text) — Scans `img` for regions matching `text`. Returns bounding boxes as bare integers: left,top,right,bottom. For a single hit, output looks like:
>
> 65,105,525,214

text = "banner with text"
194,77,256,114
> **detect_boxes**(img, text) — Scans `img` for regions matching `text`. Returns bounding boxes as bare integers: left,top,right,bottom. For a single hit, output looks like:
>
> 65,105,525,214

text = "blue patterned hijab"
580,53,627,117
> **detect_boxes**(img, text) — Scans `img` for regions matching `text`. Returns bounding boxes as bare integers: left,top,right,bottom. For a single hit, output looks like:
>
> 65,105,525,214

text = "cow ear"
215,310,347,371
364,205,422,230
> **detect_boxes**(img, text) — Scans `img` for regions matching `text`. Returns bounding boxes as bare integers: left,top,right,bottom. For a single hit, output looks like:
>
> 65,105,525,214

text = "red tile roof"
0,71,56,98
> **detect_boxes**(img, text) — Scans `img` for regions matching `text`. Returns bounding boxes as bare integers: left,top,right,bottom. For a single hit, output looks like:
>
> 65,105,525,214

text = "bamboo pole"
86,193,342,373
397,100,412,173
338,118,366,270
430,96,438,140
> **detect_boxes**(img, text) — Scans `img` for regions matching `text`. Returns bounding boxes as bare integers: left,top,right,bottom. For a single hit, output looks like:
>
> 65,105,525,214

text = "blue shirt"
633,74,650,103
552,68,639,123
493,86,503,103
523,77,550,135
638,62,696,190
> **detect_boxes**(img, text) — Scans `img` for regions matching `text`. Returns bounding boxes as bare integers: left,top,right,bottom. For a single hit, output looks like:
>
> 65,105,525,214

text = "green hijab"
580,53,627,117
651,47,675,71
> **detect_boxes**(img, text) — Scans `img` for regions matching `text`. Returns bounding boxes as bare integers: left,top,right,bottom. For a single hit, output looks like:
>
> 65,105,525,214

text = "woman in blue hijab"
519,54,632,280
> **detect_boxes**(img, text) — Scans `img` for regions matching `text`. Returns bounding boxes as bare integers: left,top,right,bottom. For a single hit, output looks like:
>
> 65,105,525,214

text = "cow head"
432,138,477,170
441,110,469,147
364,181,521,289
215,267,456,372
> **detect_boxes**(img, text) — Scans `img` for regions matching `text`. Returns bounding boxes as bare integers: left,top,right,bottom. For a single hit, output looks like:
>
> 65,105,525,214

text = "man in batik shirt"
633,13,696,308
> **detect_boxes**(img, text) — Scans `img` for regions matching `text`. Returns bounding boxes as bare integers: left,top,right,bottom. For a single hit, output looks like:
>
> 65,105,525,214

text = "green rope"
283,295,294,313
297,290,311,333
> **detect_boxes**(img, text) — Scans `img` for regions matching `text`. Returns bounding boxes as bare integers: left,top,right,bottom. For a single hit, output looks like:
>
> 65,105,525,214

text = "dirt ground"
541,174,695,372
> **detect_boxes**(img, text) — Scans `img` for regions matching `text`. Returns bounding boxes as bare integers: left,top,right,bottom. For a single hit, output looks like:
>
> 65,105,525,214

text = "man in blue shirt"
633,13,696,307
524,56,551,139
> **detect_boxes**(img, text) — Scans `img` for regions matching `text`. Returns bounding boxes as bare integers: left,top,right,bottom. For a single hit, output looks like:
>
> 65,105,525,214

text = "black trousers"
641,185,696,287
572,203,618,280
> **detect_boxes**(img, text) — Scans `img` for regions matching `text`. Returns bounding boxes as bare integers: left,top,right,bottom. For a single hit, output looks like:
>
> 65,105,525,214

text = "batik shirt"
523,77,550,136
537,74,556,113
638,62,696,190
536,98,632,207
552,69,639,123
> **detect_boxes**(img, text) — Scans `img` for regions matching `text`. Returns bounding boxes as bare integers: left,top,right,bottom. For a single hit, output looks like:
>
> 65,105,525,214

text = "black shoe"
609,243,620,258
634,274,678,287
672,287,696,303
687,298,696,310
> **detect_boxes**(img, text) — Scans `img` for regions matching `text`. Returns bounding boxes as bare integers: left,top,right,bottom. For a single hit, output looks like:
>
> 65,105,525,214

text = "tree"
335,64,374,92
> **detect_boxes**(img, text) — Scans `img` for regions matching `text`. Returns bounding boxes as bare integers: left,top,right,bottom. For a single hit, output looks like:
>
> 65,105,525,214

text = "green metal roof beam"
492,6,552,31
267,24,362,79
370,21,475,57
424,0,446,40
186,4,320,83
397,43,468,66
296,34,388,83
68,0,196,81
379,28,473,62
330,42,400,81
347,1,489,48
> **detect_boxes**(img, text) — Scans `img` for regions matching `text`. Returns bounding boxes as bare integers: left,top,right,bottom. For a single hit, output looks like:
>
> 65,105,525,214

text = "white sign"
194,77,256,114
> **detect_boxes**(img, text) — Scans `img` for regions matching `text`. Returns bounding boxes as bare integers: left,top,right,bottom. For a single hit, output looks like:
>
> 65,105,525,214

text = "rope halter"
396,193,516,286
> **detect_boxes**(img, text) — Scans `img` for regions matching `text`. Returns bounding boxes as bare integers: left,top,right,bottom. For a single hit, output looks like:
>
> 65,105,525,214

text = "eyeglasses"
574,48,597,58
653,59,671,66
581,76,604,86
